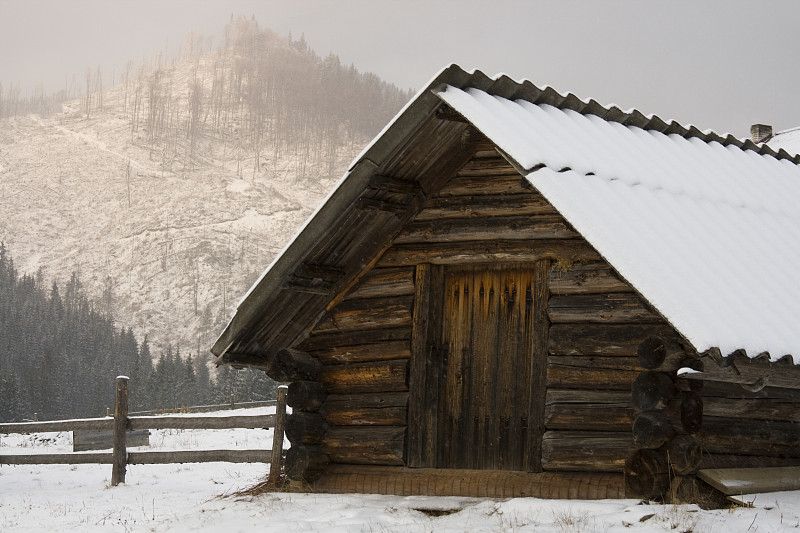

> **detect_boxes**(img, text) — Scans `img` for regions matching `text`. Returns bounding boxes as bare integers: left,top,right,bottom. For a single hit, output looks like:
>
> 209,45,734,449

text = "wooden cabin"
211,65,800,501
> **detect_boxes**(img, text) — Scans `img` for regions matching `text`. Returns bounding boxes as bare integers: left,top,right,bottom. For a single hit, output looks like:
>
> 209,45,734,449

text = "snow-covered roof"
437,85,800,360
213,65,800,366
768,127,800,157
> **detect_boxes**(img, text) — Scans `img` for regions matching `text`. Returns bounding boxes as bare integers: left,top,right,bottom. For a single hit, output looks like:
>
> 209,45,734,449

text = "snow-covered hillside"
0,20,409,358
0,108,337,356
2,407,799,532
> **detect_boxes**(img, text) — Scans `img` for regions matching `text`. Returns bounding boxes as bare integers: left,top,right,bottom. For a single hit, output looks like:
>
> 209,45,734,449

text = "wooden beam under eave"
356,197,409,217
217,352,274,372
434,104,469,123
367,174,424,195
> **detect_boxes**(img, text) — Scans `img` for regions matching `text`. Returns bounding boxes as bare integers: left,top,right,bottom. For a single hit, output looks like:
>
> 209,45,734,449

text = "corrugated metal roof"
437,84,800,360
768,127,800,157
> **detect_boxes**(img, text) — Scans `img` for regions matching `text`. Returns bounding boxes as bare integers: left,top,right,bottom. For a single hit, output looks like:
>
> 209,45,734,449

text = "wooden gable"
284,143,688,492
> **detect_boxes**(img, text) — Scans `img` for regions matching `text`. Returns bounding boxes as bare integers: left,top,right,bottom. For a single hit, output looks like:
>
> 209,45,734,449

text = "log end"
285,445,330,482
637,336,668,369
632,411,674,449
624,449,670,500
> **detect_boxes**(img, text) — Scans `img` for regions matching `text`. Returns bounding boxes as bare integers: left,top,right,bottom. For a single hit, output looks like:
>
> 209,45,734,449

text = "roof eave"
210,64,476,360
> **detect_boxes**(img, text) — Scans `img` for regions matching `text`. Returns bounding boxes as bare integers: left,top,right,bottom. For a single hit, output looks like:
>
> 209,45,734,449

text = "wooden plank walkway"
698,466,800,495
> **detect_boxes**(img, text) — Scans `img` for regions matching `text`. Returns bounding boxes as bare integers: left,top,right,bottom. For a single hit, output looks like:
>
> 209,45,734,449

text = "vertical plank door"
409,262,548,471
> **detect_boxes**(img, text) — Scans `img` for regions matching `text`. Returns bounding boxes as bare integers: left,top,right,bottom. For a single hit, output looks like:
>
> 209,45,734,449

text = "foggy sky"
1,0,798,136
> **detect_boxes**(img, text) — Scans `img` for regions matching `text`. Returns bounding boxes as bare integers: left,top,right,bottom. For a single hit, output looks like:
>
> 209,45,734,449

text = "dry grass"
228,471,306,498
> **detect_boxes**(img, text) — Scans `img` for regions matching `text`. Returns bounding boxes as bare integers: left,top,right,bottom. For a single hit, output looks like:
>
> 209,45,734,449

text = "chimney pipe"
750,124,773,143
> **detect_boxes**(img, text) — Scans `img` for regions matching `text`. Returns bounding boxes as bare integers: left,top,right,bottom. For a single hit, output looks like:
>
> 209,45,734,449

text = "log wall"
287,148,685,479
296,265,414,469
545,261,678,473
624,338,800,500
696,382,800,470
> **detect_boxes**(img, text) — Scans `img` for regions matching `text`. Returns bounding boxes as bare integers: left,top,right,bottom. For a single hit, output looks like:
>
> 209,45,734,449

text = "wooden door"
407,262,549,471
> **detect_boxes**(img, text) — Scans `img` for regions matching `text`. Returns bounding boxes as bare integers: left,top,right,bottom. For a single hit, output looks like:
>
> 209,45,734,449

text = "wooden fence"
0,377,288,486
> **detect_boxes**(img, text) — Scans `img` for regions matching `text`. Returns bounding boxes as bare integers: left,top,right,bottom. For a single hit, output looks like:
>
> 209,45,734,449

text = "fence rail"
0,377,288,486
0,414,277,434
128,399,278,417
0,450,273,465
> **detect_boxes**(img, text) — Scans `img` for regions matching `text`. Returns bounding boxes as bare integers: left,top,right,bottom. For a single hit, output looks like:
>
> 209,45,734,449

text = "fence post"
268,385,288,484
111,376,129,486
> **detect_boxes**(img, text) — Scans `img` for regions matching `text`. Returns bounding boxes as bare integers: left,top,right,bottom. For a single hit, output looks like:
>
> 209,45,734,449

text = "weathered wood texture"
547,356,641,390
287,380,326,412
637,336,692,371
544,390,634,431
292,151,684,482
410,264,549,472
548,324,678,357
547,262,632,295
128,414,276,431
541,431,632,471
268,385,288,485
698,466,800,496
663,435,702,475
285,412,329,445
631,371,678,410
413,194,557,221
1,378,288,488
378,239,600,266
111,376,128,486
0,418,113,433
697,416,800,457
300,328,411,353
318,360,408,394
698,454,800,470
271,348,321,382
343,267,415,300
73,429,149,452
624,448,670,499
667,476,728,508
321,392,408,426
322,427,406,465
312,465,625,499
0,452,115,465
225,114,473,362
406,263,444,467
688,352,800,391
632,411,675,449
548,294,662,324
702,397,800,422
692,376,800,470
285,444,330,482
313,296,413,334
308,340,410,365
127,449,274,464
395,215,579,243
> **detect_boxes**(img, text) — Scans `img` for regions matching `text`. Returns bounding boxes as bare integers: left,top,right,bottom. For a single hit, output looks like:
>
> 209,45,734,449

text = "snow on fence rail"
0,377,288,487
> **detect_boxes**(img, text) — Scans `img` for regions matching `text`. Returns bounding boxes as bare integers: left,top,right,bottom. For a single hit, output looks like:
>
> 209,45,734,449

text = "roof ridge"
436,65,800,165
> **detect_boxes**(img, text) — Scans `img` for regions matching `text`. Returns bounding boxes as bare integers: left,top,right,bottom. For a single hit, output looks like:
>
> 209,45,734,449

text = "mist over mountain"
0,17,413,358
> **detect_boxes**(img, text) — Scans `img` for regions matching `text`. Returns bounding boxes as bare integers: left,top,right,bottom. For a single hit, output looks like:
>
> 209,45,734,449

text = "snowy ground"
2,407,799,532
